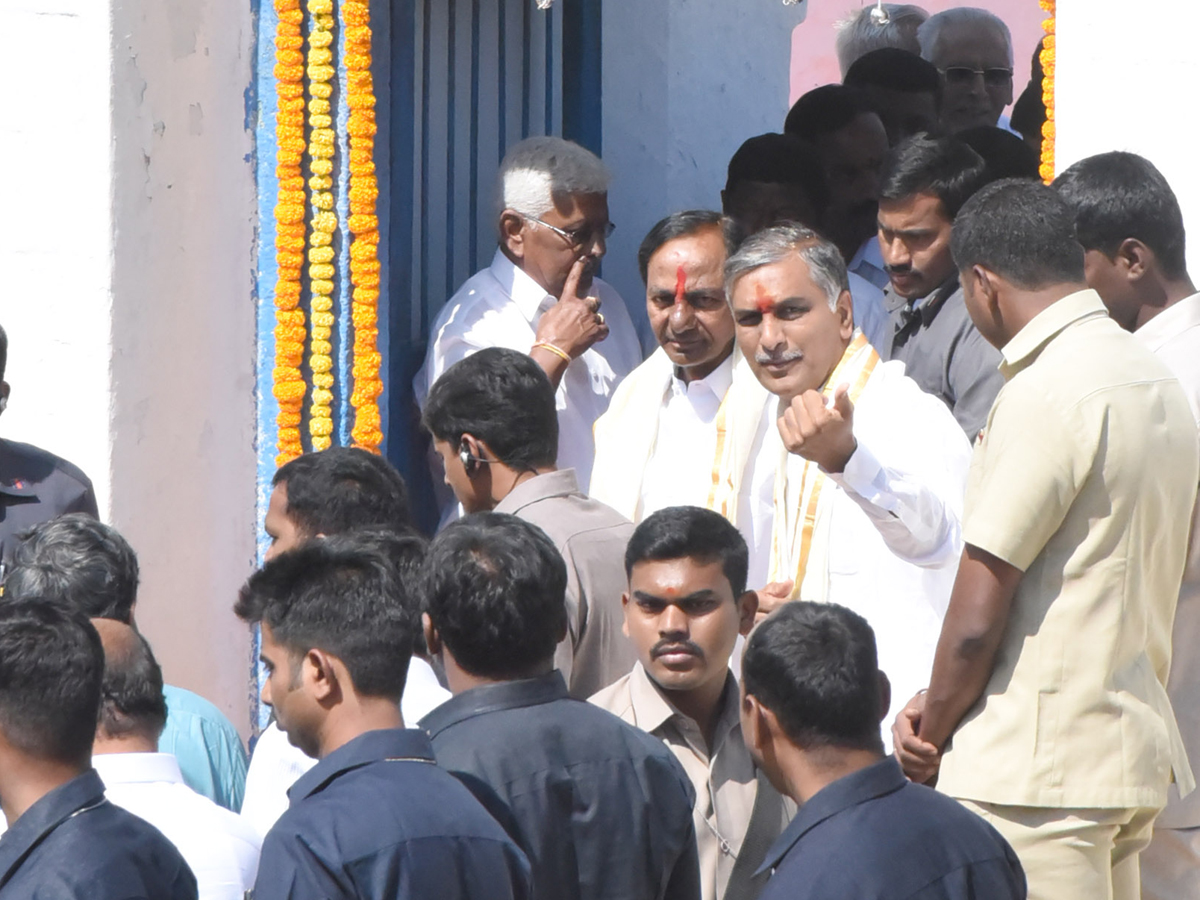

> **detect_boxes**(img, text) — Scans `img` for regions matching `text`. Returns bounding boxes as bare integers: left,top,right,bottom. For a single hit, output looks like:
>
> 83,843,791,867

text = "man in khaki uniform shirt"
893,180,1200,900
423,347,637,698
592,506,790,900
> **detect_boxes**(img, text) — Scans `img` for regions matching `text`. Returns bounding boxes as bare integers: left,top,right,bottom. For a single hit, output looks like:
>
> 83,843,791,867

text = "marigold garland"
1039,0,1056,183
342,0,384,452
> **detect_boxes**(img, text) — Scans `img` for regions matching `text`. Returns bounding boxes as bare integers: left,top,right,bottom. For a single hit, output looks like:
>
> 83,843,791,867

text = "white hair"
724,223,848,311
835,4,929,77
918,8,1013,66
496,136,610,218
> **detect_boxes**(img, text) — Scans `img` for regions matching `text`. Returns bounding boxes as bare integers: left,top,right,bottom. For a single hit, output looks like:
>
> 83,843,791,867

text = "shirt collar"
488,248,557,325
883,273,959,316
1136,291,1200,352
1000,288,1108,376
669,352,734,402
754,756,905,876
0,769,108,885
92,752,185,787
627,663,742,750
494,469,581,516
288,728,436,805
420,670,570,738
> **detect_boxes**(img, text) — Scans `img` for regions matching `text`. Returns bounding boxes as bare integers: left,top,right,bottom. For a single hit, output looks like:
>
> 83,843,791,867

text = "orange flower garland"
1039,0,1056,183
272,0,307,465
343,0,384,451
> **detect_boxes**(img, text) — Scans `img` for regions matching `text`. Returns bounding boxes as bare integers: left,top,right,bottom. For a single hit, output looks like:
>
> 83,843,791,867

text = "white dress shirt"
739,360,972,737
238,656,451,838
414,249,643,496
93,752,260,900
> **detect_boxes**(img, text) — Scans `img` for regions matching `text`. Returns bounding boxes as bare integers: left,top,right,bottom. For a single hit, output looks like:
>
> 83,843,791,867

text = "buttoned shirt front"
414,249,643,497
591,664,790,900
937,289,1200,809
0,768,198,899
93,752,259,900
253,728,531,900
422,671,701,900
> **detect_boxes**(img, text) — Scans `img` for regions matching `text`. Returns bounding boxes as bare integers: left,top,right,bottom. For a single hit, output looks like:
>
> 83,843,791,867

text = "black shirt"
756,757,1025,900
0,768,197,899
421,671,701,900
253,727,531,900
0,438,98,567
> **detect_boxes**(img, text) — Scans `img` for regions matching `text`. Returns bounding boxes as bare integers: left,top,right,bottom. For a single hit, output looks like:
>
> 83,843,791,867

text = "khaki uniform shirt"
591,664,790,900
938,290,1200,810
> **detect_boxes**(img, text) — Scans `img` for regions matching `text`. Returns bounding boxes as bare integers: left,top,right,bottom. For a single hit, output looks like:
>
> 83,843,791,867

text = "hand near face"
533,257,610,359
778,382,857,473
892,691,942,785
753,580,794,626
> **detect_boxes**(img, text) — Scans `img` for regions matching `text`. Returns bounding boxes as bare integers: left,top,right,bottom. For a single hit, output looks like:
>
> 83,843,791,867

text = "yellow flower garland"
343,0,384,452
273,0,306,465
1039,0,1056,183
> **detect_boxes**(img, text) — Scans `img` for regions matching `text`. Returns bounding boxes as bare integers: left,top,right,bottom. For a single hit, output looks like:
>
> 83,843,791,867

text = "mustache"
651,638,704,660
755,349,804,366
884,263,913,276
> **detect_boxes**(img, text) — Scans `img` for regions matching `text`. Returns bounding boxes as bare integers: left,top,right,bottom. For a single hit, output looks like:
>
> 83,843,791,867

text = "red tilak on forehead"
662,585,680,597
674,265,687,304
754,282,775,314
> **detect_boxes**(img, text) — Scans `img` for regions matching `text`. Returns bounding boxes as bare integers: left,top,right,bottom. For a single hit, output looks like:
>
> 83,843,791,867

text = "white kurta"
414,249,643,497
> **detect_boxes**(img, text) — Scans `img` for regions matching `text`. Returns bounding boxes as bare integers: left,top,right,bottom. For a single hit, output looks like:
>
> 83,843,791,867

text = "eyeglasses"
940,66,1014,88
521,214,616,249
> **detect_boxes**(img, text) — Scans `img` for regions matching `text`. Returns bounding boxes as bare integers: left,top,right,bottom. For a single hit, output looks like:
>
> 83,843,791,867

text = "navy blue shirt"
0,768,197,899
421,671,701,900
253,727,531,900
757,757,1025,900
0,438,98,568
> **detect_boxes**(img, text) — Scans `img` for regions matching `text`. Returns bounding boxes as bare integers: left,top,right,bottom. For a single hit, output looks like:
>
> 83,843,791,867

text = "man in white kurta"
726,223,971,739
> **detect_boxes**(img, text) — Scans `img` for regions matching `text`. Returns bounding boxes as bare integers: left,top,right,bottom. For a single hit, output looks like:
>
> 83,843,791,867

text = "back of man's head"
743,601,883,753
637,211,743,284
879,133,988,219
835,4,929,76
784,85,873,142
1053,151,1188,281
845,47,939,96
951,178,1086,288
94,619,167,745
722,134,830,222
957,126,1040,182
0,599,103,767
497,135,610,219
423,512,567,681
917,7,1012,66
422,348,559,471
235,535,417,702
624,506,749,596
5,514,139,623
272,446,413,540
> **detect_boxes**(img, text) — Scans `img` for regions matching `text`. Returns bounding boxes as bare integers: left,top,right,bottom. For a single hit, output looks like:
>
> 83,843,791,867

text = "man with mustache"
877,134,1004,439
918,8,1016,135
592,506,791,900
728,223,971,743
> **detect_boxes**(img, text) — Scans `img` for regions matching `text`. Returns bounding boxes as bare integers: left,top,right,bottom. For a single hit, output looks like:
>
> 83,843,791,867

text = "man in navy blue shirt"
0,599,197,898
235,533,531,900
739,602,1025,900
421,512,701,900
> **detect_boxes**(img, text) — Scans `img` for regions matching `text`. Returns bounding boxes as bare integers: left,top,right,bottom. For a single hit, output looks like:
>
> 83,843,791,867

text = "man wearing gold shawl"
727,223,972,739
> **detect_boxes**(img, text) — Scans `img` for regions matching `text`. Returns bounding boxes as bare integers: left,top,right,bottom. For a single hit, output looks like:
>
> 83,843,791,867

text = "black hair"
637,211,744,283
273,447,413,540
844,47,940,95
235,534,417,700
783,84,874,141
879,133,988,219
624,506,749,597
957,126,1040,183
0,599,103,765
342,527,430,658
1054,151,1188,281
99,628,168,742
951,178,1086,289
422,512,567,680
5,514,139,623
0,324,7,382
1009,80,1045,145
742,601,883,753
723,134,831,217
422,348,559,470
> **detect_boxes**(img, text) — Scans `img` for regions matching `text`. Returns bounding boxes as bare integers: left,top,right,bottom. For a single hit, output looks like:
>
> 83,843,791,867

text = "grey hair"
918,8,1013,66
724,223,849,311
835,4,929,77
496,136,610,219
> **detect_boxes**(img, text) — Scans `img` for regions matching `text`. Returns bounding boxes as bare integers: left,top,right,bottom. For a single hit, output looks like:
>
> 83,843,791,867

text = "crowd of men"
0,4,1198,900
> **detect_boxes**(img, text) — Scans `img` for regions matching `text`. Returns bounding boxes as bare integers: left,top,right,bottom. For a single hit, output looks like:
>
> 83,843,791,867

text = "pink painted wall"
789,1,1047,108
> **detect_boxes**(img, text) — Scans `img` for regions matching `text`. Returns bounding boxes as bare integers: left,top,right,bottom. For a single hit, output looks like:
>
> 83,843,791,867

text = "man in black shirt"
739,602,1024,900
421,512,702,900
0,599,197,898
235,535,531,900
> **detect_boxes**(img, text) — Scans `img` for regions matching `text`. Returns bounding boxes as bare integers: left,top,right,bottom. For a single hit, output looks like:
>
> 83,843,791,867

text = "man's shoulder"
163,685,242,741
588,672,635,719
515,489,634,547
0,438,94,495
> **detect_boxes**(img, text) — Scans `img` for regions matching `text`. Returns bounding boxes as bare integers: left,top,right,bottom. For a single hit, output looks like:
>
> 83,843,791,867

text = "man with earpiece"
422,346,637,699
0,324,98,573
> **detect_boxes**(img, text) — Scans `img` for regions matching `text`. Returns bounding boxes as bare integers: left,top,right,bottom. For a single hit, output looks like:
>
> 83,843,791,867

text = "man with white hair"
415,136,642,500
835,3,929,77
918,8,1015,134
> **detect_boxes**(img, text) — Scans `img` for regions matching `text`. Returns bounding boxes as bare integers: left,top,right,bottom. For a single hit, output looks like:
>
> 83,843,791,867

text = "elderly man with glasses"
416,136,642,509
918,7,1016,135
